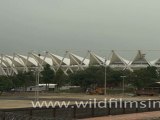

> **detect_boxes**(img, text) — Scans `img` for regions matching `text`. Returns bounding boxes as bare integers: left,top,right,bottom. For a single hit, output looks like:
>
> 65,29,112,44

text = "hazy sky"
0,0,160,55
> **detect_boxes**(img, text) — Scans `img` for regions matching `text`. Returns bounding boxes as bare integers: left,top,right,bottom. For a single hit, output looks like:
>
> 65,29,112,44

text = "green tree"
0,76,13,94
12,71,35,90
41,64,55,89
68,66,106,90
54,69,67,88
132,66,158,89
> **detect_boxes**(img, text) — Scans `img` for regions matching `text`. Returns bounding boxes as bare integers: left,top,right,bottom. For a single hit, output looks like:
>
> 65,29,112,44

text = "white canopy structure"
46,52,71,74
129,50,150,69
0,59,7,76
108,50,130,70
0,50,159,76
5,55,25,67
150,58,160,67
89,52,106,66
16,54,38,67
69,52,89,71
47,53,70,66
29,53,48,67
69,53,89,66
0,55,16,75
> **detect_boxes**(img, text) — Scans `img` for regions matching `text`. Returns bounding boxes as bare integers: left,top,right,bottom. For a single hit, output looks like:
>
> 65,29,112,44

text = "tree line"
0,64,159,93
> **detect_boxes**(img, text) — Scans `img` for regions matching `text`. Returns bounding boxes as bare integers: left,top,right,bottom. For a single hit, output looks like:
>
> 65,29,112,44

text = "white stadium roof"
89,52,106,65
16,54,38,67
0,50,159,76
47,53,70,66
69,53,89,66
150,58,160,67
109,50,129,65
129,50,151,67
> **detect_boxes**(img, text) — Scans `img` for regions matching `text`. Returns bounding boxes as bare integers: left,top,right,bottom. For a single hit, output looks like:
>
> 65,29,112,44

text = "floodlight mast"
120,75,126,97
104,58,107,95
35,53,41,102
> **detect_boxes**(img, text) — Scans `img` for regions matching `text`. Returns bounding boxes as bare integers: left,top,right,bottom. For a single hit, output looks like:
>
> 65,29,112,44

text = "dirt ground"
0,92,160,109
0,93,160,120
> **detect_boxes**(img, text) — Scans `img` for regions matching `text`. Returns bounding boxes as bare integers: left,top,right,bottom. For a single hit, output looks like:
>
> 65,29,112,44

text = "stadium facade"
0,50,159,76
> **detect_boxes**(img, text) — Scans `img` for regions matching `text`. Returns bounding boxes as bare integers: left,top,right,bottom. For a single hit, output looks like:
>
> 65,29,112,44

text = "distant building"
26,84,57,92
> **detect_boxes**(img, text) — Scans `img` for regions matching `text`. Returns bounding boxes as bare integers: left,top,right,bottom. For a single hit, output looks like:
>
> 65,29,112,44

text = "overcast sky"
0,0,160,56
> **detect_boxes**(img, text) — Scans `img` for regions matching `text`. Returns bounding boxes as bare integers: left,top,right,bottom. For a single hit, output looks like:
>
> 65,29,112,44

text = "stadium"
0,50,160,76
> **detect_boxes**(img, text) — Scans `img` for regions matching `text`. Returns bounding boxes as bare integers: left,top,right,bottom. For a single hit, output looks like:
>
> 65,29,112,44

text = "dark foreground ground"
81,111,160,120
0,92,160,120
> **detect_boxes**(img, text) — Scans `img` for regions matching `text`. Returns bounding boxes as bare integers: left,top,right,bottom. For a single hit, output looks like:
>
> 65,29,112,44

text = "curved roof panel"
150,58,160,66
129,50,150,66
109,51,129,65
69,53,89,65
48,53,70,66
1,56,12,67
17,54,38,67
5,55,25,67
89,52,106,65
0,59,7,67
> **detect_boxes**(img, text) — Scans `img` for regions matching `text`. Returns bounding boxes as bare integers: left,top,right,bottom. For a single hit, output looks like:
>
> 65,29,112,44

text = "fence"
0,100,160,120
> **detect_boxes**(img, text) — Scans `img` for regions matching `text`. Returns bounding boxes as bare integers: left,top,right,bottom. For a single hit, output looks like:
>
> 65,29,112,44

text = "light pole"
35,53,41,101
120,76,126,96
104,59,107,95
